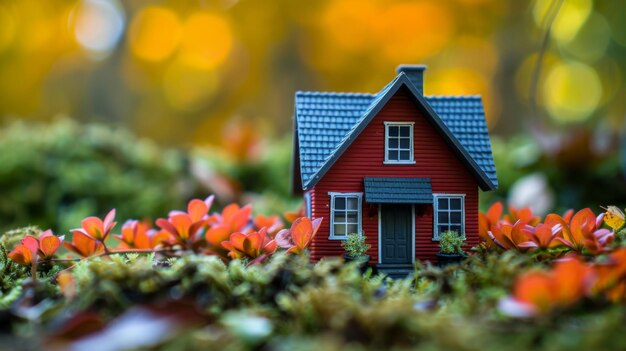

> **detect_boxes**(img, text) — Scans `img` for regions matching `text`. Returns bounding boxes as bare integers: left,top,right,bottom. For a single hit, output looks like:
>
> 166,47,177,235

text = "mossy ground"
1,240,625,351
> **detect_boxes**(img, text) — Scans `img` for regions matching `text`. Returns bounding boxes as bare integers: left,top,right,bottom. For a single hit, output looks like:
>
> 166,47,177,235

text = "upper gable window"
384,122,414,164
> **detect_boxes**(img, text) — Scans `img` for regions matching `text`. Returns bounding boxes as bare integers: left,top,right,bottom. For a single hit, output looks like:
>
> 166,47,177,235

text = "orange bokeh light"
381,2,455,61
180,12,233,71
128,6,181,62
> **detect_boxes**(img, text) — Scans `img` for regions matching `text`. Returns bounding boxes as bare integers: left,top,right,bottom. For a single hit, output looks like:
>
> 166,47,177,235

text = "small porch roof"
364,177,433,204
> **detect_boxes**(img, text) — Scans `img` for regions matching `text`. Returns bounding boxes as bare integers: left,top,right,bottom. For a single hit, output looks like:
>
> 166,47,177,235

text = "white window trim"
304,192,312,218
383,121,415,164
432,193,466,241
328,192,363,240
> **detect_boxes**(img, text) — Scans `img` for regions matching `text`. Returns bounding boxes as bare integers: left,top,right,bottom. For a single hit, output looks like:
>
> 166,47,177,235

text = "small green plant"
341,232,371,258
439,230,465,255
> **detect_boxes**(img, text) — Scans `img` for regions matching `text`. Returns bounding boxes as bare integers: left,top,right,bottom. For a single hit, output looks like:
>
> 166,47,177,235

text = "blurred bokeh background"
0,0,625,233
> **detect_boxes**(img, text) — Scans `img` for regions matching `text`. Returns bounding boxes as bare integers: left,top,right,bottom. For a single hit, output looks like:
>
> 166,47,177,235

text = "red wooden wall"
309,87,480,264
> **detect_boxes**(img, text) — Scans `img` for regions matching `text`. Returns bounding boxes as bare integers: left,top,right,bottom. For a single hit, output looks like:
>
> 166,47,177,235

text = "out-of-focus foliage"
1,0,625,222
191,122,301,215
1,0,624,145
0,119,196,233
486,131,626,214
0,119,301,234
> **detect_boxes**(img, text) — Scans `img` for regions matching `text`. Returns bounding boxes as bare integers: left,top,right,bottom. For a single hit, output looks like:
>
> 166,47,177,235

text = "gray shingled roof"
364,177,433,204
294,73,498,192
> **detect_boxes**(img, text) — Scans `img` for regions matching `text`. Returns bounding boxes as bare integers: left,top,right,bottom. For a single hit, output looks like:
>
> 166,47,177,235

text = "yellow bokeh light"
542,61,602,123
427,67,497,126
321,0,379,53
129,6,181,62
560,13,611,63
381,1,454,61
457,0,495,5
533,0,592,43
180,12,233,71
162,61,219,111
0,5,16,52
514,52,560,102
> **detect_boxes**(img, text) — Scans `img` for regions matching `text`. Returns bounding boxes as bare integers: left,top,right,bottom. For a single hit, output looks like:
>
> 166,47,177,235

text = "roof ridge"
425,94,483,99
296,91,376,97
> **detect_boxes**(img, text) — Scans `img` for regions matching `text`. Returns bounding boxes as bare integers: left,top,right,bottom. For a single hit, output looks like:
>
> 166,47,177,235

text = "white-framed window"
433,194,465,241
329,192,362,240
304,192,312,217
384,122,414,164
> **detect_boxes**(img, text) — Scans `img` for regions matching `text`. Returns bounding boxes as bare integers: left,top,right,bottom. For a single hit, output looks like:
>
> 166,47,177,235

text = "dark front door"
380,204,413,264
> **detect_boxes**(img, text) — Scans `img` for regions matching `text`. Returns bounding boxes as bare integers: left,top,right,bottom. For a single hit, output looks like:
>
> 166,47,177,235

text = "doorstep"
375,263,415,279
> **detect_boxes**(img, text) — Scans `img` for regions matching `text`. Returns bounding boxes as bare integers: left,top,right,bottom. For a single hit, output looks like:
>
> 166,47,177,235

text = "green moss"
0,246,625,349
0,119,197,233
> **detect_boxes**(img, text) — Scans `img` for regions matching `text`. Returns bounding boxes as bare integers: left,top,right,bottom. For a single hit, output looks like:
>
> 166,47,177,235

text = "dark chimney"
396,64,426,94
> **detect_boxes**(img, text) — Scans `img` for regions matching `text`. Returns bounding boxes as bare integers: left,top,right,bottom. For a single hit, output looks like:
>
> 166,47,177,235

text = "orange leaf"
170,214,193,240
57,271,76,299
510,221,531,247
103,209,117,236
243,231,263,257
231,205,252,232
206,225,231,248
533,224,560,249
290,217,313,250
570,208,596,245
151,230,173,248
8,245,33,265
119,220,138,245
263,240,277,255
188,199,209,222
21,236,39,256
221,204,239,223
67,231,101,257
552,259,591,306
81,216,104,241
486,202,503,224
39,230,61,258
228,232,247,252
133,227,152,250
513,271,554,313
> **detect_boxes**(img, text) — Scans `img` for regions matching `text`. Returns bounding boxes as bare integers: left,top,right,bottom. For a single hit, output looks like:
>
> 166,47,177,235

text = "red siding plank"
309,87,480,264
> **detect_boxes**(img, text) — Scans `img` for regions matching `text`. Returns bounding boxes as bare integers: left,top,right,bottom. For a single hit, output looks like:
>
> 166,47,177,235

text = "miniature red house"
291,65,497,276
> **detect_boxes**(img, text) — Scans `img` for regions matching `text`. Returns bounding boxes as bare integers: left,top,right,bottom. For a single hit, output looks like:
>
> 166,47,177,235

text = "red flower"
64,231,104,257
221,228,277,261
39,230,63,258
8,243,36,265
210,203,252,232
487,220,533,251
156,196,214,247
8,230,64,265
555,208,613,254
253,214,284,237
72,209,117,242
202,203,253,256
479,202,503,247
275,217,322,254
591,248,626,302
114,220,172,249
284,206,306,224
505,258,592,316
517,223,563,250
504,206,540,226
